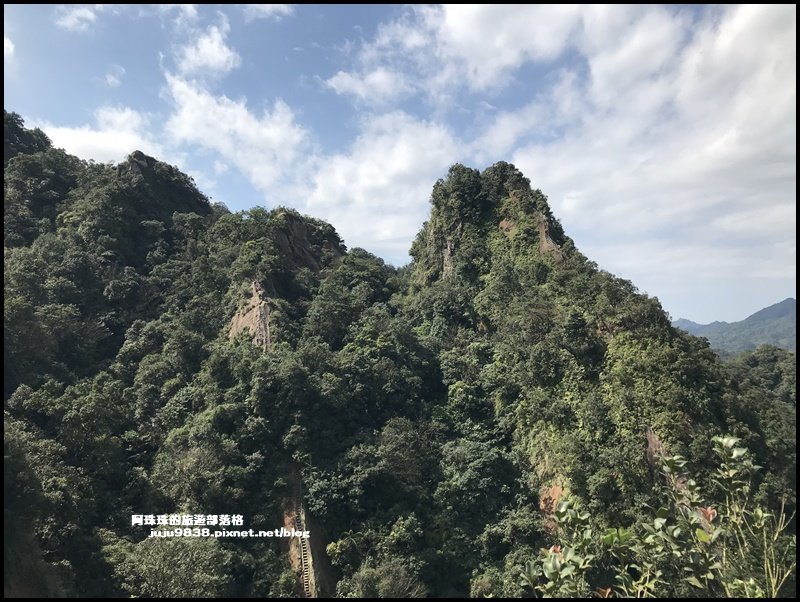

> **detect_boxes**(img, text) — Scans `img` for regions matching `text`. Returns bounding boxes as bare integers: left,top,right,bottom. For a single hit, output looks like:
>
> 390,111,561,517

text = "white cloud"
163,69,458,261
4,35,13,62
323,5,584,105
54,4,108,32
496,4,796,321
711,204,796,239
103,64,125,87
156,4,199,27
501,5,796,233
432,4,582,89
318,4,794,320
326,67,408,105
321,7,442,106
35,4,792,320
580,6,689,106
40,106,164,163
177,16,241,75
305,112,458,260
55,5,200,31
54,5,201,33
164,74,312,200
242,4,295,22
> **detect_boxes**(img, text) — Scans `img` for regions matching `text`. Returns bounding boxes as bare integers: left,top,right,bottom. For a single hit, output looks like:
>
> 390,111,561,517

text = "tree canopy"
4,112,795,598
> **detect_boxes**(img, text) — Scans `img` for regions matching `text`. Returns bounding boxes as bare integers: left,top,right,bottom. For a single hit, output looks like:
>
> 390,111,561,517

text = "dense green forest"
4,110,796,598
674,298,796,353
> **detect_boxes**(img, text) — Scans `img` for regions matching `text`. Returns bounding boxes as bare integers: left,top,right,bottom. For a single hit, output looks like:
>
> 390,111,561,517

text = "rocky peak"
117,150,157,177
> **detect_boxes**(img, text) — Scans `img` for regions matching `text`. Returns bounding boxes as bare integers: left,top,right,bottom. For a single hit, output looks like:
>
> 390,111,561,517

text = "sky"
3,4,796,323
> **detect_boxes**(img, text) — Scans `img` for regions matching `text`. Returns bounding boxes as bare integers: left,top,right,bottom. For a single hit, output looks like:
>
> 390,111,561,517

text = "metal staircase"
295,501,312,598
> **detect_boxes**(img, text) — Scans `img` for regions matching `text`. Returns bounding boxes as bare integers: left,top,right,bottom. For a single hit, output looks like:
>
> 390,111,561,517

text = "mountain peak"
410,161,569,286
744,297,796,322
673,298,796,352
116,150,158,177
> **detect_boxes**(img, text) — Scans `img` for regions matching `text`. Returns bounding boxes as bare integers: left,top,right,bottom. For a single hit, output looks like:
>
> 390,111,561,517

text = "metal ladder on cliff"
295,502,312,598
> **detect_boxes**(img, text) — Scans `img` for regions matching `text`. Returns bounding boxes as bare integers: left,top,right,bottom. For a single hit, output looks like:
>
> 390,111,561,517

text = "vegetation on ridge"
4,110,795,598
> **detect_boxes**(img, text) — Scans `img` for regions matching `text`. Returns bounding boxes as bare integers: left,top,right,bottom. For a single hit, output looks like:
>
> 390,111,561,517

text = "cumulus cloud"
431,4,583,89
36,4,792,320
54,4,109,32
54,4,200,32
154,5,793,315
242,4,295,22
304,112,459,260
4,35,13,62
164,74,313,200
103,64,125,87
156,4,199,27
495,5,796,320
160,72,458,260
326,67,409,105
320,4,793,319
321,7,442,106
177,16,241,75
40,106,164,163
323,5,584,105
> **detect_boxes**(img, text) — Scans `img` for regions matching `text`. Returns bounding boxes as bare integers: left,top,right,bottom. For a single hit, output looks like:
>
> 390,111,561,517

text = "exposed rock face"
270,209,346,276
227,210,346,350
534,211,564,262
117,150,157,177
442,236,457,277
539,482,565,515
229,281,272,351
410,164,572,290
272,213,326,273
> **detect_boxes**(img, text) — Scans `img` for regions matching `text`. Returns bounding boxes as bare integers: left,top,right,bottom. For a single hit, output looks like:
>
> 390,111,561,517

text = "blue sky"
4,4,796,323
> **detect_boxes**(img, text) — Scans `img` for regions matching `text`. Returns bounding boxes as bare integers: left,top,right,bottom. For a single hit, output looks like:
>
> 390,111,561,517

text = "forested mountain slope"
4,111,795,598
674,298,796,352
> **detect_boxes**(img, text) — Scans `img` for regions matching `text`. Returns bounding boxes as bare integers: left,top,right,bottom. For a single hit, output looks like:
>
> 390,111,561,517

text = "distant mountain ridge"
674,298,796,352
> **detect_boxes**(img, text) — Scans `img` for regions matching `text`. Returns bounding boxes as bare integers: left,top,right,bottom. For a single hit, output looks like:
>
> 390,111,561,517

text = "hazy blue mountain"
673,317,704,334
674,298,796,352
